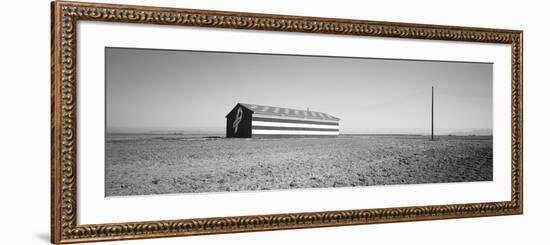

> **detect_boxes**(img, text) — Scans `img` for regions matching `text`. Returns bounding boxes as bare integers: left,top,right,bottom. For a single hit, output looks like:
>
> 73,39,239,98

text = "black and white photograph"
105,47,493,197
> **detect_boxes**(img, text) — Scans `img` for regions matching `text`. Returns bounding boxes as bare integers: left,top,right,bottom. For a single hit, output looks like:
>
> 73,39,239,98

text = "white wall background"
0,0,547,244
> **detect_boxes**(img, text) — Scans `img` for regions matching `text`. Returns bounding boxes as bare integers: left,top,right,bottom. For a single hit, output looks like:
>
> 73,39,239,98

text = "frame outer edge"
51,1,62,244
519,31,524,214
55,0,522,34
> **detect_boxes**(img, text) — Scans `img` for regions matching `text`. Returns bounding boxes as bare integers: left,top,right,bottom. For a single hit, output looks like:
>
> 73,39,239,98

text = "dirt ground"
105,134,492,196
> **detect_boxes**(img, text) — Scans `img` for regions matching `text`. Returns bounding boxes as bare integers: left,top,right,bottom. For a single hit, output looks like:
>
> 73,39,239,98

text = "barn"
225,103,340,138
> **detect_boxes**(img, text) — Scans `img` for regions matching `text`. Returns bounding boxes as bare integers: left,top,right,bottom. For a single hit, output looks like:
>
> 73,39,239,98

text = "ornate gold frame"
51,1,523,244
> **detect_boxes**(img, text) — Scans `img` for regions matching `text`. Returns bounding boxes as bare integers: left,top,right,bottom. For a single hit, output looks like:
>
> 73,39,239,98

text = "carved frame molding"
51,1,523,243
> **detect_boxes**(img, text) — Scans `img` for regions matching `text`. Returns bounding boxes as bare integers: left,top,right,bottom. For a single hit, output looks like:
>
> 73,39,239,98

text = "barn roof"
239,103,340,121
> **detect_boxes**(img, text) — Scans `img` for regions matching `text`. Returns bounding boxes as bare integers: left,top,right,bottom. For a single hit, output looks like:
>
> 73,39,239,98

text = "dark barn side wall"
226,104,253,138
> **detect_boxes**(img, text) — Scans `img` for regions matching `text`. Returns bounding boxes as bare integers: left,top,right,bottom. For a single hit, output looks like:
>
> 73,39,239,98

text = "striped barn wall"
251,114,339,136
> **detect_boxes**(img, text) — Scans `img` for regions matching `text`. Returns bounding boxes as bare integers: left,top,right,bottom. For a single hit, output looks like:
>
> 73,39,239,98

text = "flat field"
105,134,492,196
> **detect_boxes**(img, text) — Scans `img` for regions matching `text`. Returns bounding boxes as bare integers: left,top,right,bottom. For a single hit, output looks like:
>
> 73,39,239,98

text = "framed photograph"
51,1,523,243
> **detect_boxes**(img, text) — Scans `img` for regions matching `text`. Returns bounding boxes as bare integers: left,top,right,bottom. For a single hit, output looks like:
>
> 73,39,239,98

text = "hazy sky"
106,47,492,134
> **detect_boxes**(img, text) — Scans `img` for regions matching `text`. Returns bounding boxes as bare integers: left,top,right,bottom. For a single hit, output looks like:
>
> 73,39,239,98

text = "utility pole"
431,86,434,141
